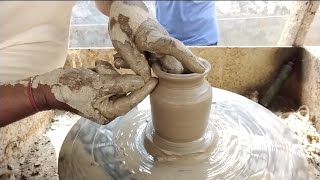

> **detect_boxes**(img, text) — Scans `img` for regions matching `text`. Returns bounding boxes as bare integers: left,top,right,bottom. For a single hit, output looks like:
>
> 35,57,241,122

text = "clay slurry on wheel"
58,88,308,180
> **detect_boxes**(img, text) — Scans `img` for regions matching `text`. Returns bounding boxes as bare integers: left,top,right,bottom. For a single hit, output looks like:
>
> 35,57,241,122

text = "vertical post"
277,1,320,46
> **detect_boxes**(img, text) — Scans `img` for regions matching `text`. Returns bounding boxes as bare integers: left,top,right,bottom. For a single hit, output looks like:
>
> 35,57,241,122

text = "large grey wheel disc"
58,88,308,180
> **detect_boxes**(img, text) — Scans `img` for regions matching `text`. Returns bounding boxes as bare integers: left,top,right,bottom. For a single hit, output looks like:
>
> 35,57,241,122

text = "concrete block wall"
300,47,320,121
284,47,320,123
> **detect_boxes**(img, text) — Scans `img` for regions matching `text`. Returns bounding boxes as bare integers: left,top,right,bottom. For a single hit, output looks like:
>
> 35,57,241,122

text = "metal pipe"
259,61,295,107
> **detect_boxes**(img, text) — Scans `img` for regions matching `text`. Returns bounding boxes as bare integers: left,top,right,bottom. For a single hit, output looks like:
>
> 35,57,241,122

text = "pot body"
150,60,212,143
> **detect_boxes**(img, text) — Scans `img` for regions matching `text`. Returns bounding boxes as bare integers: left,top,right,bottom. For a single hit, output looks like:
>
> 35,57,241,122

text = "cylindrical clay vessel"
150,59,212,143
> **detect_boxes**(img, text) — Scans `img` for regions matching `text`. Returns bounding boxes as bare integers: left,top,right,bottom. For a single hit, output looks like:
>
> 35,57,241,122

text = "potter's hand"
108,1,205,79
33,61,158,125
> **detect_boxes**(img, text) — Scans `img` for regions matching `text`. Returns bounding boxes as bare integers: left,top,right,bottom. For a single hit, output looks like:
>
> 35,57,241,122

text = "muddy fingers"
134,26,205,73
145,33,205,73
169,39,205,73
159,55,185,74
109,1,204,74
111,78,158,118
112,40,151,81
113,52,184,74
95,60,120,75
31,65,156,125
107,75,145,94
113,53,130,69
114,58,129,69
92,78,157,123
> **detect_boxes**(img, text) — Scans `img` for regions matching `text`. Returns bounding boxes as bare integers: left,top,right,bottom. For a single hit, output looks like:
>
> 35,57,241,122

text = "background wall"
68,1,320,48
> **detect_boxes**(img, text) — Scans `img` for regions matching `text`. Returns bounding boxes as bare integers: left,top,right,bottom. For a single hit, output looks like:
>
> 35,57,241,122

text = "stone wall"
301,47,320,121
284,47,320,124
68,1,320,47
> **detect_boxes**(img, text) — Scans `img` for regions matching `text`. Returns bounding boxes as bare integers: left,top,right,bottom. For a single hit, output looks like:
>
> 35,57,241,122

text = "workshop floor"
17,112,79,180
15,99,320,180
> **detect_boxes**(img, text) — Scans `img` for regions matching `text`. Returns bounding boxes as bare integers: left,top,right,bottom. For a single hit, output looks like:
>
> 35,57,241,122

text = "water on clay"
58,88,308,180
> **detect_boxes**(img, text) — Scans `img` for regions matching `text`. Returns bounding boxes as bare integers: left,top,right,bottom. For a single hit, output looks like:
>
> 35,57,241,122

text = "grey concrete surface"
69,25,112,48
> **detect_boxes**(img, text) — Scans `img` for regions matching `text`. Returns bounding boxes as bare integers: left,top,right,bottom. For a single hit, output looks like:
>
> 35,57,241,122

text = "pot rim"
152,58,211,80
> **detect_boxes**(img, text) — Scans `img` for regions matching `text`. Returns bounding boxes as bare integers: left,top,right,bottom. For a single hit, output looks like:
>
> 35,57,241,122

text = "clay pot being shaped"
150,59,212,143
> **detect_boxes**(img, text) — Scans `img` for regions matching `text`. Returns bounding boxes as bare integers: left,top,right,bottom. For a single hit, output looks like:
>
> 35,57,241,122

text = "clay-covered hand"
33,61,158,125
108,1,205,79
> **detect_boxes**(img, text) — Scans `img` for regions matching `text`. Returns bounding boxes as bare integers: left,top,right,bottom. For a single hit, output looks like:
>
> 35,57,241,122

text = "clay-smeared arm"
0,61,157,127
95,1,205,77
0,81,74,127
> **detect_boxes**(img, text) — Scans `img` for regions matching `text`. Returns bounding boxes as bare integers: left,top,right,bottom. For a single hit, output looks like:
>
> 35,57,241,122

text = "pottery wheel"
58,88,308,180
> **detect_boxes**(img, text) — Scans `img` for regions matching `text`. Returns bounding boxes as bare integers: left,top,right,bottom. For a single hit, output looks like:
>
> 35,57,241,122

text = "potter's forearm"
0,82,46,127
95,0,148,16
0,81,75,127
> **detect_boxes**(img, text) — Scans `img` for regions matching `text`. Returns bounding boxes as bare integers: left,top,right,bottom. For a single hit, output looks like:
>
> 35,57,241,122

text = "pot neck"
152,59,211,88
158,76,205,89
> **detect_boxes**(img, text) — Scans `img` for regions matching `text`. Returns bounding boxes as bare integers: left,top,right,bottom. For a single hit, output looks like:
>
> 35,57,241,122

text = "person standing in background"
156,1,219,46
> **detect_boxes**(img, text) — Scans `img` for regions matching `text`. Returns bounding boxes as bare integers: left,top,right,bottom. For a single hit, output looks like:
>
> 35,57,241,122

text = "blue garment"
156,1,218,46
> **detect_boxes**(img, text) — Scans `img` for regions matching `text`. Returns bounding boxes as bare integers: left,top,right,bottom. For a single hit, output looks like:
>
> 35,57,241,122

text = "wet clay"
58,89,309,180
109,1,204,81
144,121,217,156
114,52,185,74
150,59,212,143
30,61,157,125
